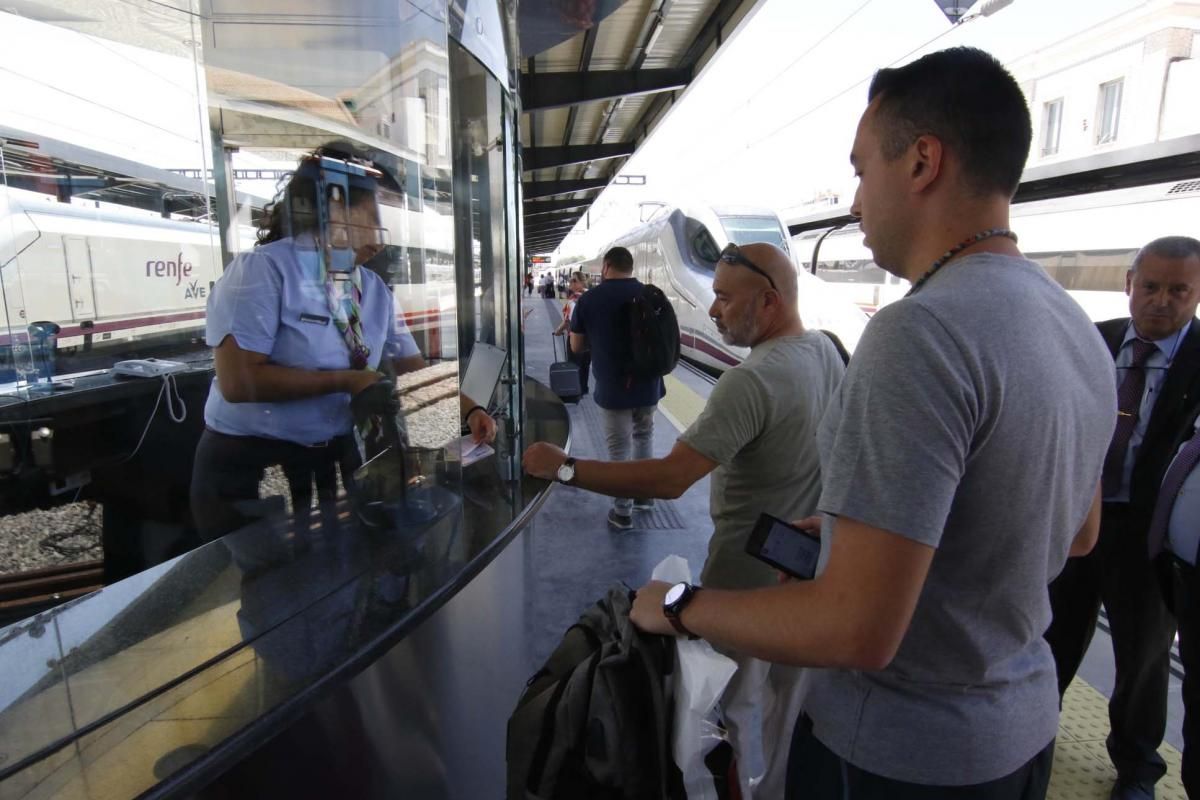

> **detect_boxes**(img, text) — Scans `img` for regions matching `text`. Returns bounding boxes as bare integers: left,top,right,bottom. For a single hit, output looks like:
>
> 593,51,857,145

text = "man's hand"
467,408,497,444
523,442,568,480
630,580,676,636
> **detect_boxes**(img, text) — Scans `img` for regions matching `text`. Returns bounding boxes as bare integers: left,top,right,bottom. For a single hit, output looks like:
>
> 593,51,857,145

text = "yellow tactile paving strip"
1054,679,1185,799
662,368,1189,800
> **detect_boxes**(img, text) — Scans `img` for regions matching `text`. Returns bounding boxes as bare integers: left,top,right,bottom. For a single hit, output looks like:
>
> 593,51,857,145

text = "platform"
520,294,1189,799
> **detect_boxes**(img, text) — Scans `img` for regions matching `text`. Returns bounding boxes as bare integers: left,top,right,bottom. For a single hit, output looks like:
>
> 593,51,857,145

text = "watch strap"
664,583,701,640
667,613,698,640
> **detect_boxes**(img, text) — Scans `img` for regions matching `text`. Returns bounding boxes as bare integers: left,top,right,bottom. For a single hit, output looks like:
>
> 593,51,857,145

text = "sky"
556,0,1165,259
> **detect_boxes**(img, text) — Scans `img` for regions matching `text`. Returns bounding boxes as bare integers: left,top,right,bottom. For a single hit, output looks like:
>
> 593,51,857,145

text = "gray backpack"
506,586,686,799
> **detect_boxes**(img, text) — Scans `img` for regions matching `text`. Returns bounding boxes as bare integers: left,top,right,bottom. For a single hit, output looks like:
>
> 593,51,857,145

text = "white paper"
461,435,494,467
652,555,739,800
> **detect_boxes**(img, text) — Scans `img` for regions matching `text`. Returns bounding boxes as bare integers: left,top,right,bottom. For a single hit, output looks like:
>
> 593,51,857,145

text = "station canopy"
519,0,761,255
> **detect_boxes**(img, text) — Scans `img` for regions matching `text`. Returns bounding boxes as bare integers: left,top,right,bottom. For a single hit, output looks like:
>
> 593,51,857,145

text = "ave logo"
184,280,207,300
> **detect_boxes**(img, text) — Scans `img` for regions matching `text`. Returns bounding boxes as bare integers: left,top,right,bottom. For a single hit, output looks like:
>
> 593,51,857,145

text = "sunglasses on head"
719,243,777,292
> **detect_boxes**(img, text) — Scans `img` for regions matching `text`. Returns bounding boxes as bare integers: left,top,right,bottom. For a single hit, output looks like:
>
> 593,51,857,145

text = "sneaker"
607,509,634,531
633,498,655,510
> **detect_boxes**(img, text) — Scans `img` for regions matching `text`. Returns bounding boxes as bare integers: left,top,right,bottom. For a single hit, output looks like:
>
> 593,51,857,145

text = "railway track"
677,356,720,385
0,560,104,628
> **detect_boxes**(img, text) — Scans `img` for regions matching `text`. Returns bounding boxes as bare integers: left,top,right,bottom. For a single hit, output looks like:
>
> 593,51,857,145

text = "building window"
1096,78,1123,144
1041,98,1063,156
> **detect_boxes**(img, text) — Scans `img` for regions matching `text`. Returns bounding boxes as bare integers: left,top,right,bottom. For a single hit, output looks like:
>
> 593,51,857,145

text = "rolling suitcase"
549,333,582,402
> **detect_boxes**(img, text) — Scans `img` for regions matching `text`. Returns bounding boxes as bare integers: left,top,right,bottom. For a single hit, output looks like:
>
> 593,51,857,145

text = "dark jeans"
191,428,358,542
1045,502,1176,785
1164,556,1200,798
785,714,1054,799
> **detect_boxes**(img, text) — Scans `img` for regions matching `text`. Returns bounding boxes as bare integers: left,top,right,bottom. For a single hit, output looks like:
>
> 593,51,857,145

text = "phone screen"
746,513,821,580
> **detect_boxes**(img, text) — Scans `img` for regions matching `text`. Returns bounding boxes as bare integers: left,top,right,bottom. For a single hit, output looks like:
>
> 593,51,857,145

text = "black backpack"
506,586,686,800
623,283,681,379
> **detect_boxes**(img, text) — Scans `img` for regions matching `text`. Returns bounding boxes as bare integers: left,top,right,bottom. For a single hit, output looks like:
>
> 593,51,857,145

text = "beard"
717,302,760,348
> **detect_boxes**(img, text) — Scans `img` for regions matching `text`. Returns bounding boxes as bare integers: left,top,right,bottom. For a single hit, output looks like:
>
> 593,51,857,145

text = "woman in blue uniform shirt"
191,149,494,541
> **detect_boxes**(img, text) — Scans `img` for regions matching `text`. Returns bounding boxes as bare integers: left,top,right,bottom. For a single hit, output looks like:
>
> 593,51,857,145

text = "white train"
0,186,458,374
588,204,870,373
791,179,1200,320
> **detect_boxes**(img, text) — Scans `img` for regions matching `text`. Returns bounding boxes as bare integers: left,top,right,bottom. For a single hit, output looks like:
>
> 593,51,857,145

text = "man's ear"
910,134,943,194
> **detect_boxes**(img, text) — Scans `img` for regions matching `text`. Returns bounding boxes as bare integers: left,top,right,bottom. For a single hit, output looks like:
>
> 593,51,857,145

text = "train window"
720,215,787,249
692,226,722,265
816,260,891,285
1026,250,1134,291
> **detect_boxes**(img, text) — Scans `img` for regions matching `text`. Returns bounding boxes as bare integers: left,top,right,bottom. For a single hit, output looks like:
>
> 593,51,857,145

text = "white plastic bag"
652,555,739,800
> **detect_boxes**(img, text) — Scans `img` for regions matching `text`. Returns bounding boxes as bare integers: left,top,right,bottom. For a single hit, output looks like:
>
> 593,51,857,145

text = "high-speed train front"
610,204,869,372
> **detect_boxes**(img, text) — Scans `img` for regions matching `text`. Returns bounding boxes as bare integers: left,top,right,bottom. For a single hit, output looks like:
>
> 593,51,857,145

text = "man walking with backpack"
526,242,843,797
568,245,668,530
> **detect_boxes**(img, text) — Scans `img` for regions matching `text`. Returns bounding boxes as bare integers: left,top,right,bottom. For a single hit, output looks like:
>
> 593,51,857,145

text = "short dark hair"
1132,235,1200,271
603,246,634,273
867,47,1031,198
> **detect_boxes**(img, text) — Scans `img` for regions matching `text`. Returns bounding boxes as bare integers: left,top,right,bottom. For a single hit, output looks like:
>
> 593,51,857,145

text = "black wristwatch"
663,582,701,639
555,457,577,485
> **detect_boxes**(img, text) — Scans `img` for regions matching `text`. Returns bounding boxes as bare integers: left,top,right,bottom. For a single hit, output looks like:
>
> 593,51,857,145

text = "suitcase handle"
551,332,567,362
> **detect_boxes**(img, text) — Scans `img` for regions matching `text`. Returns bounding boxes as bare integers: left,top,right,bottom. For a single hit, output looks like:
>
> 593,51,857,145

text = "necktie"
1147,429,1200,559
1101,338,1157,498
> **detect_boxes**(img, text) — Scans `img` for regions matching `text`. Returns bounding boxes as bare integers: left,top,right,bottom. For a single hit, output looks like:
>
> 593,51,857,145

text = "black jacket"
1098,317,1200,527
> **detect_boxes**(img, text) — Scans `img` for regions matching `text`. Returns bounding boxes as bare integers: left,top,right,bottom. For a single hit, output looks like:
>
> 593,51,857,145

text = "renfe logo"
146,253,193,285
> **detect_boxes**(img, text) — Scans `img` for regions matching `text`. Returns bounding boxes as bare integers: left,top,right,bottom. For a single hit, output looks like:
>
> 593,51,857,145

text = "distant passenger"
553,271,590,395
626,46,1115,800
1047,234,1200,800
524,242,844,797
1148,385,1200,800
564,245,665,529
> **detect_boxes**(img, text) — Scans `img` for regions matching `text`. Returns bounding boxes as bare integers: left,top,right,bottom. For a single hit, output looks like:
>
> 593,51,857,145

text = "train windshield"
720,215,788,249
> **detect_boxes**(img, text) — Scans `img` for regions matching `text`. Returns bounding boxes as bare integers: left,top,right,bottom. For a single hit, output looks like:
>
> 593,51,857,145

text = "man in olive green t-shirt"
523,242,844,798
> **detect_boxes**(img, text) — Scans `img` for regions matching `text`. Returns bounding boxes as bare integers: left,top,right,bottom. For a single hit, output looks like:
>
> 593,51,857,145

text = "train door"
62,236,96,321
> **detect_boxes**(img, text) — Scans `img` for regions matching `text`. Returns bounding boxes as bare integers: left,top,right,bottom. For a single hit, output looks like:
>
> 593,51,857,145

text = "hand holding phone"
746,512,822,580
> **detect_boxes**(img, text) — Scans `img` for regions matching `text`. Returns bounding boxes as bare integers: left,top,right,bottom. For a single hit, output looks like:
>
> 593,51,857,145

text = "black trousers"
1045,502,1177,783
190,428,358,542
785,714,1054,799
1164,556,1200,798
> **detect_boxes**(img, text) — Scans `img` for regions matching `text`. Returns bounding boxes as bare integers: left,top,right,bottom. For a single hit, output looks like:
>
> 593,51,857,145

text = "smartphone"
745,513,822,580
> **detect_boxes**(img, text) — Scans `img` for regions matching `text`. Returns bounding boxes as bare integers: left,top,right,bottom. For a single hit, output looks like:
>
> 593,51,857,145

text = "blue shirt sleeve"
206,250,281,355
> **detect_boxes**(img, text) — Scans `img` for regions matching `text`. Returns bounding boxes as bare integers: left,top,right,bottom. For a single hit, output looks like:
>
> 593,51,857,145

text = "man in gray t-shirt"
524,242,844,798
630,47,1116,798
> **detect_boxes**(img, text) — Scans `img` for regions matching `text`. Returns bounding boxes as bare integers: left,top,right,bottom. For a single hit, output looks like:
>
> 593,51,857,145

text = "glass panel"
449,40,514,475
0,1,215,577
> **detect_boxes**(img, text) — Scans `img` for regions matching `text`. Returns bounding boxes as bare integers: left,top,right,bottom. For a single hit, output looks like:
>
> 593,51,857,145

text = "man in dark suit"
1150,397,1200,798
1047,234,1200,800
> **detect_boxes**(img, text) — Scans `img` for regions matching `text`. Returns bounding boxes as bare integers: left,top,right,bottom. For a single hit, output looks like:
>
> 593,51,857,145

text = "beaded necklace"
905,228,1018,297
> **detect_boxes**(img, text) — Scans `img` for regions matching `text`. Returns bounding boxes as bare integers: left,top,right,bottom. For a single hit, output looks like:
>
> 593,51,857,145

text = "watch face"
664,583,687,606
557,461,574,482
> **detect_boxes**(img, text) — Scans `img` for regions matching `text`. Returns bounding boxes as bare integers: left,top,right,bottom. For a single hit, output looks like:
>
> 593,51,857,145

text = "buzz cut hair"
603,246,634,273
867,47,1032,198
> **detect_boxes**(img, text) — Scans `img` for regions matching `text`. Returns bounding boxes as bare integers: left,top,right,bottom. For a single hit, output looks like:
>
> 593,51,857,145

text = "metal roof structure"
519,0,763,254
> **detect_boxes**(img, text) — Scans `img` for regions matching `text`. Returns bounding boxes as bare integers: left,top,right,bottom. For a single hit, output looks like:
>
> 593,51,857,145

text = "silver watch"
555,457,576,484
